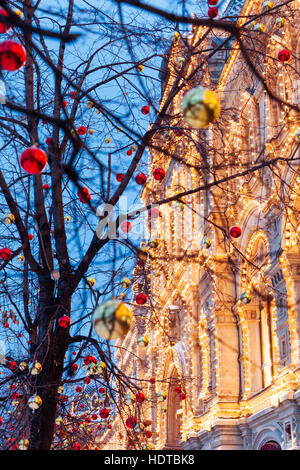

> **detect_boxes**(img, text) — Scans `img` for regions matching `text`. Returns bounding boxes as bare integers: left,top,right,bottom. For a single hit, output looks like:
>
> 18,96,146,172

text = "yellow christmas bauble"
28,394,42,410
93,299,132,340
3,213,15,224
181,87,220,129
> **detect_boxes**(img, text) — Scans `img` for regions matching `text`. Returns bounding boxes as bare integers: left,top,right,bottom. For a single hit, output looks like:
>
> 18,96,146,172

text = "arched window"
165,368,182,449
259,441,281,450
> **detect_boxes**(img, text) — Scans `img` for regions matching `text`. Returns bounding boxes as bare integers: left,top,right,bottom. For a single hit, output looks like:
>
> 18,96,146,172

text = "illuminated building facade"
99,0,300,450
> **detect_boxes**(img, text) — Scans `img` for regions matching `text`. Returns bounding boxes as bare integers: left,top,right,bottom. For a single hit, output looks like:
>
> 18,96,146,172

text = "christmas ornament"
157,391,167,401
141,106,150,115
45,137,52,145
201,236,211,249
253,23,266,32
135,172,147,185
208,7,218,18
92,299,133,340
77,126,87,135
120,221,132,233
3,213,15,224
275,17,286,29
148,207,160,218
58,315,71,328
149,377,155,384
278,49,290,62
43,183,50,191
17,255,24,262
30,361,42,375
19,361,27,370
0,40,26,71
208,0,218,4
148,238,159,249
87,277,95,287
77,187,91,203
136,64,144,72
116,173,125,182
153,168,166,181
0,247,11,260
170,31,180,42
105,138,111,144
100,408,110,419
229,226,242,238
240,291,252,304
135,392,145,403
137,335,149,347
124,392,136,405
126,416,137,429
135,293,147,305
262,1,273,11
120,277,131,289
28,394,42,410
18,439,29,450
0,9,11,34
172,201,184,211
19,147,47,174
181,86,220,128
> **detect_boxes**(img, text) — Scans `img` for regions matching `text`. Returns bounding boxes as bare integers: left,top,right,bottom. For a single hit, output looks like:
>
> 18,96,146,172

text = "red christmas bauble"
141,105,150,115
208,0,219,4
149,377,156,384
116,173,125,182
84,377,91,384
135,172,147,185
148,207,160,218
0,9,11,34
121,221,132,233
43,183,50,191
45,137,52,146
208,7,218,18
99,387,105,394
278,49,290,62
8,361,17,370
100,408,109,419
0,247,11,260
0,40,26,71
179,392,186,400
126,417,137,429
77,126,87,135
73,443,81,450
153,168,166,181
135,292,147,305
230,226,242,238
28,234,33,240
175,386,181,394
20,147,47,174
135,392,145,403
76,386,82,393
126,149,133,156
71,363,78,371
77,187,91,203
58,315,71,328
70,91,76,99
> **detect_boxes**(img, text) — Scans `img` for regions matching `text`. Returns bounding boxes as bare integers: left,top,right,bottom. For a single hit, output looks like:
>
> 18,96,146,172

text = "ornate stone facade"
99,0,300,450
